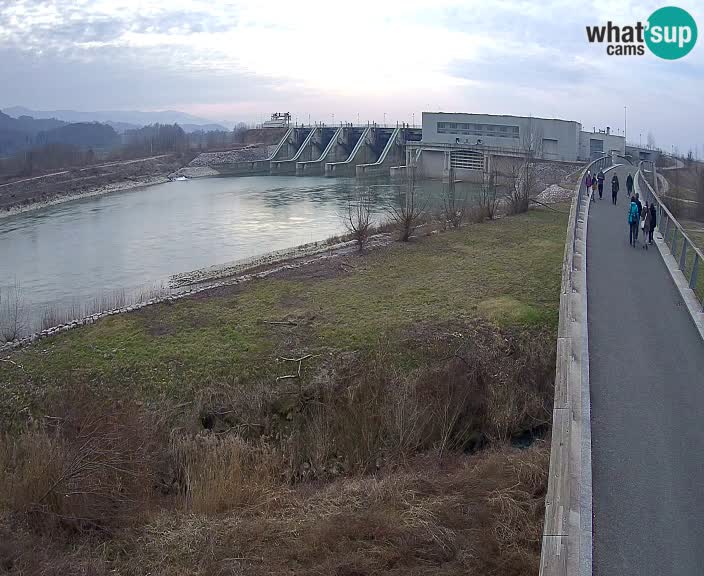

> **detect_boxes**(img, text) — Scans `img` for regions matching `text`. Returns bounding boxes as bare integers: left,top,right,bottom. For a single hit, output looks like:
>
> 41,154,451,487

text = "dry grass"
0,322,554,575
0,396,164,535
1,444,548,576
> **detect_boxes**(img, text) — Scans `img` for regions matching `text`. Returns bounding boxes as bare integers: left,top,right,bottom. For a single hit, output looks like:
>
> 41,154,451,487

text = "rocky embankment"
173,145,276,178
0,155,184,216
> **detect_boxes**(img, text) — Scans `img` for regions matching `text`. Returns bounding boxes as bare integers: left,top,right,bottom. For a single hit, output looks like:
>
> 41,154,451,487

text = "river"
0,175,478,336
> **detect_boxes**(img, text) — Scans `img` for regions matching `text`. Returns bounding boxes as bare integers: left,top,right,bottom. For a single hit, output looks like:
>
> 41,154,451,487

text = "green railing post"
691,254,700,291
679,239,688,272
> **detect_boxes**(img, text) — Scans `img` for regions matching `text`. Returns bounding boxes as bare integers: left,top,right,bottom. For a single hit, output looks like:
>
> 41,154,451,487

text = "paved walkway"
587,164,704,575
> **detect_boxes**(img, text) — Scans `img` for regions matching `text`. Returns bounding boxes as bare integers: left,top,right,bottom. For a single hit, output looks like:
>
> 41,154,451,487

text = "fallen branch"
278,354,313,363
276,354,317,381
1,357,25,372
263,320,298,326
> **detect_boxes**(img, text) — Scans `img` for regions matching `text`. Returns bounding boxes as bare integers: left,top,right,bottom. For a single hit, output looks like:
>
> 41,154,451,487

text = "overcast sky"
1,0,702,153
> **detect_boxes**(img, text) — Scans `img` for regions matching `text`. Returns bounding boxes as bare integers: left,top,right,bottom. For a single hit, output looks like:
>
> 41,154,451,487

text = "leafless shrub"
0,281,27,342
500,119,543,215
479,169,500,220
0,398,164,534
388,166,427,241
343,187,374,251
441,167,467,229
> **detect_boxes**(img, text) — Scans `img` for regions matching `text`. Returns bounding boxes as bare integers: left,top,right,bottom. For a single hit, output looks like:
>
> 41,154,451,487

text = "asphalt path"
588,164,704,575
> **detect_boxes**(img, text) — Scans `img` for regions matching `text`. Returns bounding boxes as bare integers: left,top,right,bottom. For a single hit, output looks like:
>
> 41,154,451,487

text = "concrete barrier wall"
325,127,372,177
267,127,295,162
271,128,316,175
296,127,345,176
540,155,611,576
356,128,406,178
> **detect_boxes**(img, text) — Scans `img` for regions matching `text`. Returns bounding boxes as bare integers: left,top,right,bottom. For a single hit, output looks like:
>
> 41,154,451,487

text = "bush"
0,398,164,534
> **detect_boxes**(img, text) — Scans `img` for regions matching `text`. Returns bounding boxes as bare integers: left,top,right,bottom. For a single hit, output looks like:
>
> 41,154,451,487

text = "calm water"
0,175,477,334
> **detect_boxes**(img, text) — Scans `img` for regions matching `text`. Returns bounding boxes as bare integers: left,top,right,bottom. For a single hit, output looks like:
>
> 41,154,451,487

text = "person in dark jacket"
648,202,657,244
634,193,643,240
612,174,620,204
597,169,605,199
628,195,640,246
641,201,651,250
626,173,634,195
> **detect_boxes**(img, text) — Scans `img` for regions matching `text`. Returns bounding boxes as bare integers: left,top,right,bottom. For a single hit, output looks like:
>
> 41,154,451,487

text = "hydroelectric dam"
213,123,422,179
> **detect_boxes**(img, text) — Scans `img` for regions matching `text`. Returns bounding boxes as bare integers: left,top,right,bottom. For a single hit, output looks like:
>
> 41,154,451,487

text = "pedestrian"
641,201,651,250
586,171,592,193
634,193,643,241
626,173,634,196
597,169,605,199
628,195,640,246
612,174,620,204
592,174,598,198
648,202,657,245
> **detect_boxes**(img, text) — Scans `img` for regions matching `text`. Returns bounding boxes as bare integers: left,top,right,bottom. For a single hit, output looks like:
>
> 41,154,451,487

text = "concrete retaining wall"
540,155,610,576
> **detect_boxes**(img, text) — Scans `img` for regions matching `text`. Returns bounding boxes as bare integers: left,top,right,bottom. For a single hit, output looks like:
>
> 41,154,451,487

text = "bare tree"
0,281,27,342
388,166,427,241
504,118,543,214
478,168,500,220
441,167,467,229
344,187,374,251
647,132,656,150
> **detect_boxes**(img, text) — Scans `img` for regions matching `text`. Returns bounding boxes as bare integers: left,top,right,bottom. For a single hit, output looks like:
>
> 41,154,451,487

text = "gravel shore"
0,175,170,219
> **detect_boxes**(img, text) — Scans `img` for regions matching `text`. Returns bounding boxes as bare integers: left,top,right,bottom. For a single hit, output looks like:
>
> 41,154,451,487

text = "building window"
438,121,519,139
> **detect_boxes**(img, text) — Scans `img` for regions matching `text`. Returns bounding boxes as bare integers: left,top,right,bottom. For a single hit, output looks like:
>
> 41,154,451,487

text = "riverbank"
0,204,567,575
0,154,185,217
0,174,171,219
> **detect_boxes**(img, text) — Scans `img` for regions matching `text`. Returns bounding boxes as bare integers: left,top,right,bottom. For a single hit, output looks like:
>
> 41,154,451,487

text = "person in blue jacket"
628,195,640,246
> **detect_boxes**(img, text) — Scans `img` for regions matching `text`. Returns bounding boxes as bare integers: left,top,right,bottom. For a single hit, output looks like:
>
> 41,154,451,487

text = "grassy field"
0,204,568,575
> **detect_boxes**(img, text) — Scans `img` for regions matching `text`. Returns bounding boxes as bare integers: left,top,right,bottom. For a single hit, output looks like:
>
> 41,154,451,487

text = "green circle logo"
645,6,698,59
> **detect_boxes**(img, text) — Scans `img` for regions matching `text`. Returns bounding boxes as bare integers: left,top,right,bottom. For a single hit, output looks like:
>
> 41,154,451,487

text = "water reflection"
0,175,480,333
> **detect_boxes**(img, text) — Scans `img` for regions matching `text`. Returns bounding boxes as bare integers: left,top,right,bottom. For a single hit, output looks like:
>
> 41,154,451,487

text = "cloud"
0,0,702,150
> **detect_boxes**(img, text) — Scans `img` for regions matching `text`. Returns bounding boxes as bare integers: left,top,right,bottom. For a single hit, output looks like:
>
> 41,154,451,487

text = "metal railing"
637,161,704,308
573,155,612,260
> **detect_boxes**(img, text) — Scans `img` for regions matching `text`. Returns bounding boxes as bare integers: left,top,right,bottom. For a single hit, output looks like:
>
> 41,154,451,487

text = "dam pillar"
297,126,364,176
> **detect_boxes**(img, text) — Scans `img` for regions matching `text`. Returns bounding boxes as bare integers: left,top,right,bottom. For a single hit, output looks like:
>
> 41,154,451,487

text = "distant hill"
181,123,229,133
0,111,121,155
106,121,141,134
4,106,227,131
37,122,119,149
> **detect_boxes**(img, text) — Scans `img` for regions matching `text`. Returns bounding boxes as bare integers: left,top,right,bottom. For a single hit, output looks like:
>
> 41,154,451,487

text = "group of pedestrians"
628,192,657,248
586,169,606,201
585,169,657,248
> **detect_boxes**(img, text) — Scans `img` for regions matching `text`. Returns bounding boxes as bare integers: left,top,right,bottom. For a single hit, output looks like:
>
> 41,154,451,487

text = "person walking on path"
586,171,593,194
648,202,657,245
626,173,634,196
592,174,598,198
597,169,605,200
612,174,620,204
634,193,643,241
628,195,640,246
641,201,652,250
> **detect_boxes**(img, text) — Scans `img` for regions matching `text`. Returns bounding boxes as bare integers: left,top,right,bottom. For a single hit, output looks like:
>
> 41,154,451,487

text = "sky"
1,0,702,153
